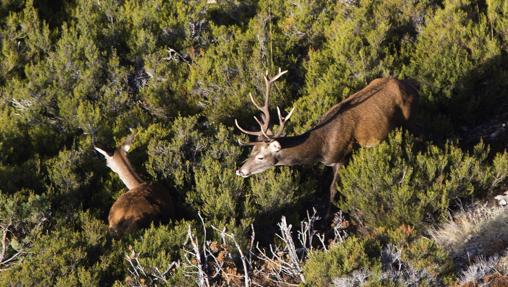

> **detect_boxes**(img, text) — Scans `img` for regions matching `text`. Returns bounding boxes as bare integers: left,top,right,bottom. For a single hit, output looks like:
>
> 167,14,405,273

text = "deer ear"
268,140,281,152
122,143,131,152
94,146,111,158
122,132,136,152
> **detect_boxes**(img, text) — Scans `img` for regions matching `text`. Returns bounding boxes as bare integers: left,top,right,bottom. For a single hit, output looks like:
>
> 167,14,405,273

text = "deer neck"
275,132,323,166
108,150,144,190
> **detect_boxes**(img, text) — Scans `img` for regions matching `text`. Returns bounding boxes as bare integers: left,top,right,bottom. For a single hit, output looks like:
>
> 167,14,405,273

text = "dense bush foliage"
0,0,506,285
338,130,508,230
303,227,454,286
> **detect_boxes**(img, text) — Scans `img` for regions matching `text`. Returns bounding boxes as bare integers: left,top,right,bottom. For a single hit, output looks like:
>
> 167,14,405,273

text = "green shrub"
407,0,505,124
0,0,51,81
0,211,113,286
145,116,208,188
338,130,507,230
244,165,317,242
292,0,432,132
111,221,191,286
46,148,97,209
0,0,507,285
0,191,50,270
0,155,43,194
186,125,244,228
303,236,379,286
187,0,333,124
303,228,454,287
486,0,508,45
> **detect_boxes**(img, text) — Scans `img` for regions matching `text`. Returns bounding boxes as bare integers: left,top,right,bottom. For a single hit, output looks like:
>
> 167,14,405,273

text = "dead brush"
124,209,348,287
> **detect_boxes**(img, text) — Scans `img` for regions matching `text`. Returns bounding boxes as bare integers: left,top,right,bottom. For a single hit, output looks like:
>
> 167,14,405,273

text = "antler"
274,106,295,137
235,68,293,141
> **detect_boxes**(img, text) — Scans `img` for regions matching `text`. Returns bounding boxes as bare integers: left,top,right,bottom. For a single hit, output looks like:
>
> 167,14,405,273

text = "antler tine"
260,68,289,133
285,106,296,121
274,106,296,138
237,139,258,146
248,92,263,111
235,119,265,137
249,91,271,136
253,116,270,139
276,106,282,122
260,74,271,133
268,68,288,84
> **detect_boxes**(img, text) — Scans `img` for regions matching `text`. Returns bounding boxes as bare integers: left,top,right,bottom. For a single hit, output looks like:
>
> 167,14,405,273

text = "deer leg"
329,163,341,204
326,163,341,217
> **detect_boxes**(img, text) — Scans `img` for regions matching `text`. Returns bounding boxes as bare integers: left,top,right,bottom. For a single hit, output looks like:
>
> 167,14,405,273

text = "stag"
235,69,418,211
94,131,173,237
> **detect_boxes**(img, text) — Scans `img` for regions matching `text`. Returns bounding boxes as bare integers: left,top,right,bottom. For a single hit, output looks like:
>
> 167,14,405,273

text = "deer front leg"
326,163,341,217
329,163,341,203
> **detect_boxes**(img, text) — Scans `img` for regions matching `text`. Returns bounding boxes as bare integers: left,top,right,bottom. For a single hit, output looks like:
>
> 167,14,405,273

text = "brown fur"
95,135,174,237
286,77,418,165
236,77,418,206
108,183,174,237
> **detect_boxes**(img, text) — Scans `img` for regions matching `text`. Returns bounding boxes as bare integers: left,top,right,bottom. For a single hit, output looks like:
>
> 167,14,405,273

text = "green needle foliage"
0,0,506,285
338,130,507,230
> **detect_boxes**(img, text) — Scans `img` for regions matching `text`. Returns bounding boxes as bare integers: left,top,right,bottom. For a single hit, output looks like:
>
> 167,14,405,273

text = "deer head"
94,130,144,189
235,69,295,177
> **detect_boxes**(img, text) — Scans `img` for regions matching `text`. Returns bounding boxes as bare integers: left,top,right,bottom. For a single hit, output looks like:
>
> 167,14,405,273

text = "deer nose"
236,169,248,177
108,227,119,238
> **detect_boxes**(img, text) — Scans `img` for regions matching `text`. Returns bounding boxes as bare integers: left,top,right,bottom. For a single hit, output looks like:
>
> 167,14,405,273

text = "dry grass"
457,254,508,287
429,203,508,266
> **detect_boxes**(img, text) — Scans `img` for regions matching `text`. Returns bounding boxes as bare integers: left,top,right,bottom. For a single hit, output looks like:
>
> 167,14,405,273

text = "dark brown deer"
235,69,418,210
94,131,173,237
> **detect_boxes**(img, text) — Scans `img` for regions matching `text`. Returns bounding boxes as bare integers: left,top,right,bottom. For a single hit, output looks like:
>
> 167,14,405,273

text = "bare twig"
125,208,348,286
125,249,179,286
185,225,210,287
211,225,250,287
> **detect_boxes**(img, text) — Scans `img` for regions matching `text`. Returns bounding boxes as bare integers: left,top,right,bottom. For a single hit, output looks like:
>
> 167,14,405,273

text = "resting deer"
235,69,418,212
94,131,173,237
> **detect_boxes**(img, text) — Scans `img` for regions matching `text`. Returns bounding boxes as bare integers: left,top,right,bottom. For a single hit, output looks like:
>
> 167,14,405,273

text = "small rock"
494,191,508,206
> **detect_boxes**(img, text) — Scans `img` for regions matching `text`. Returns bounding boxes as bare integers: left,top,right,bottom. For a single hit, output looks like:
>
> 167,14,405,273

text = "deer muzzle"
236,169,250,177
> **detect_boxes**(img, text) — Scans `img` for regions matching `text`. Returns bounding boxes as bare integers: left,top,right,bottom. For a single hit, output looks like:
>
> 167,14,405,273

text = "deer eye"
256,156,264,160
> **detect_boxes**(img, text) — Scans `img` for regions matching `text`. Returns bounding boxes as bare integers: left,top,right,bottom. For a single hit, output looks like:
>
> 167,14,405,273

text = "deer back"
108,183,174,237
348,77,417,145
311,78,418,164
